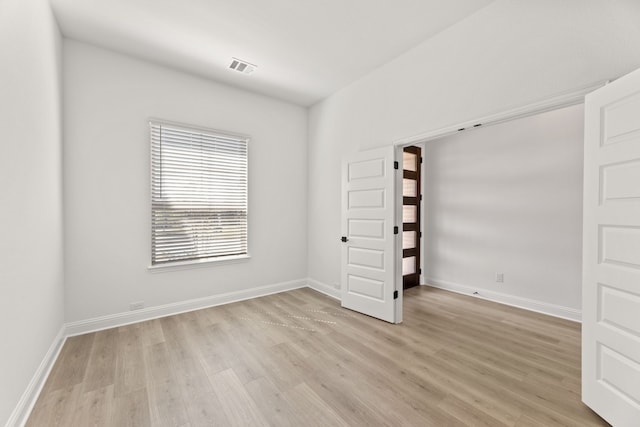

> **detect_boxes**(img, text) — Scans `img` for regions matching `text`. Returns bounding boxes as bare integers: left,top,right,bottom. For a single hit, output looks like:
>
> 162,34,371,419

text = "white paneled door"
583,67,640,426
341,146,401,323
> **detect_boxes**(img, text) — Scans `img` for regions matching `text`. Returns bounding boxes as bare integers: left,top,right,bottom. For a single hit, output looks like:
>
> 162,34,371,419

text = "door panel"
348,247,385,270
341,146,399,323
583,67,640,426
348,219,384,238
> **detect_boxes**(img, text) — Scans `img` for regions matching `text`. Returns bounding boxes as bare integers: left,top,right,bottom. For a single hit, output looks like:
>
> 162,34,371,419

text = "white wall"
0,0,64,424
424,104,584,312
308,0,640,313
63,40,308,322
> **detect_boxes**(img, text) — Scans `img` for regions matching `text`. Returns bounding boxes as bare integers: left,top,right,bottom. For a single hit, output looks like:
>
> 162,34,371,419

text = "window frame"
148,119,250,271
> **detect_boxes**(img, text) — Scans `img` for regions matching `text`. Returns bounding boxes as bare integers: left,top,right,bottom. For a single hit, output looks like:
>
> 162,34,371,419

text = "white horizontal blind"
150,121,248,265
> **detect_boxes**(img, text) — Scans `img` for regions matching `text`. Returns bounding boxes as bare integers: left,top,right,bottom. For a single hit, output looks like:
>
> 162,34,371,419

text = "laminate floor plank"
281,382,350,427
82,329,118,393
139,318,166,348
146,379,190,427
215,324,267,386
244,376,302,427
71,384,114,427
25,385,82,427
113,325,147,397
307,333,455,426
40,334,95,393
143,342,190,427
437,394,511,427
326,329,447,404
110,388,151,427
27,286,609,426
208,368,270,427
414,355,524,426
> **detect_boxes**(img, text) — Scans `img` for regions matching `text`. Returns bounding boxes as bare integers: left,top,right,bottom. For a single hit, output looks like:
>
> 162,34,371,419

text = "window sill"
148,254,251,273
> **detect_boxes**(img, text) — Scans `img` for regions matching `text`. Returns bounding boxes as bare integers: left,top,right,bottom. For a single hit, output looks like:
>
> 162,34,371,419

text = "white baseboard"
426,278,581,322
5,327,66,427
306,278,341,300
65,278,307,336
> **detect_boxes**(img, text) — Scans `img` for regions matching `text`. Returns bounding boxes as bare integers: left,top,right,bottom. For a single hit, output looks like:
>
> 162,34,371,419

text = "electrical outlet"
496,273,504,283
130,301,145,311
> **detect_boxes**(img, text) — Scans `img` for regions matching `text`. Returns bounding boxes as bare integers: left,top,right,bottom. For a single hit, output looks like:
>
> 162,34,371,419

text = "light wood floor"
27,286,608,426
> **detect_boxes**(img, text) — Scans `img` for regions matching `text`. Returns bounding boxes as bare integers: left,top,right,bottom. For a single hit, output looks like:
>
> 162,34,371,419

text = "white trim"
65,279,307,336
148,254,251,272
148,117,251,141
426,278,581,322
306,278,341,300
394,80,605,146
5,327,66,427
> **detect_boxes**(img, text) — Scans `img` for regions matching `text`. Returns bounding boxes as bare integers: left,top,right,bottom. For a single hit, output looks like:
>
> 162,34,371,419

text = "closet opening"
402,146,422,289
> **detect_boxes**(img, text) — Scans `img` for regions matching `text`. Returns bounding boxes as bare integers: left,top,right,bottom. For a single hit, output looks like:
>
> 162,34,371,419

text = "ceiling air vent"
229,58,256,75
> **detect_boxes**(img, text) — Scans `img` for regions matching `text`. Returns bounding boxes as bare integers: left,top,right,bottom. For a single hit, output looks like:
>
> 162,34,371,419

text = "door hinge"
418,268,422,275
420,194,422,201
394,226,399,235
341,236,348,242
420,157,423,164
393,290,398,299
394,161,399,170
419,231,422,238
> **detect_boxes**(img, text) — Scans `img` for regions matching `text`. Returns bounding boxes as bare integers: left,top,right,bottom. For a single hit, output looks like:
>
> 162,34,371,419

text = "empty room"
2,0,640,426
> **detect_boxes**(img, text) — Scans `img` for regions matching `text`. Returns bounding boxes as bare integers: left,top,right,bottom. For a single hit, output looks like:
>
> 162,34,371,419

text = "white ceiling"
51,0,494,106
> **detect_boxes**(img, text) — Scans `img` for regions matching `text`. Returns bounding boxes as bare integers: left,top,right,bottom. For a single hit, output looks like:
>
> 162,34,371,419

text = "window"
150,121,248,266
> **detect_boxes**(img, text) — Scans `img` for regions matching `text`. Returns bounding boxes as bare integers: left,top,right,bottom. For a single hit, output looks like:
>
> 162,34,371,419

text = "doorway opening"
402,146,422,289
339,83,598,325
